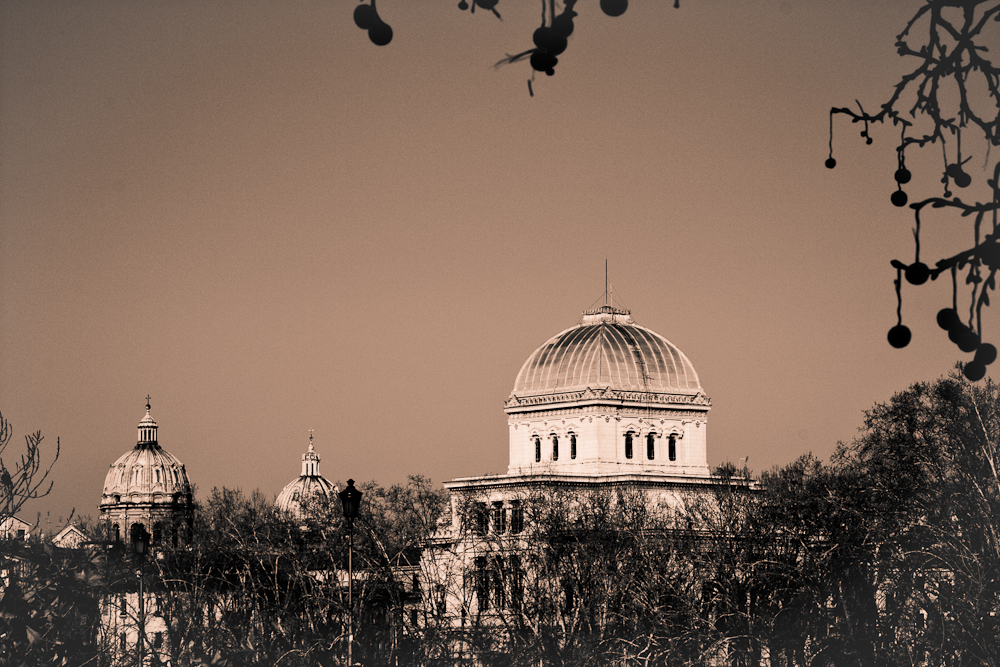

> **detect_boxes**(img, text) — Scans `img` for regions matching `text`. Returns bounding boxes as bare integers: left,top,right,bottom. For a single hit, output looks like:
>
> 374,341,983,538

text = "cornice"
508,405,708,422
504,386,711,414
443,471,734,493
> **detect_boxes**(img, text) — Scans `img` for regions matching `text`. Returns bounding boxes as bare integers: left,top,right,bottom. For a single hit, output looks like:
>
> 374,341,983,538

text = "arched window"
153,522,162,544
625,431,634,459
552,435,559,461
155,468,161,484
534,436,541,463
647,433,655,460
113,523,121,542
669,435,677,461
570,433,577,460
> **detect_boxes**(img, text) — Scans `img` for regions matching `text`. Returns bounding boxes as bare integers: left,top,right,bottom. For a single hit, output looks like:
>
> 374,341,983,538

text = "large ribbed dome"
100,406,191,506
511,305,702,398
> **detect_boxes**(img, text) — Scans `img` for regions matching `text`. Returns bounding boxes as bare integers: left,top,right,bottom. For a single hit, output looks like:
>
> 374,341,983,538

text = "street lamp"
131,524,150,667
338,479,363,667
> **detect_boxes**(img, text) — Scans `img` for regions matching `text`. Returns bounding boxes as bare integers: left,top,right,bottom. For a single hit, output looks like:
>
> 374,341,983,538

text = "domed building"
424,303,738,626
99,399,193,546
504,304,711,476
275,432,338,520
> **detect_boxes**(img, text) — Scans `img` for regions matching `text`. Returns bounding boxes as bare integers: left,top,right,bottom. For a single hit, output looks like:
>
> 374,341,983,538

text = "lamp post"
131,524,150,667
338,479,362,667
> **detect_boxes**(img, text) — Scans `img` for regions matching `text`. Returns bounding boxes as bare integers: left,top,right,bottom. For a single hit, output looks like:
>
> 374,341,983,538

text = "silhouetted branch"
0,410,60,525
829,1,1000,379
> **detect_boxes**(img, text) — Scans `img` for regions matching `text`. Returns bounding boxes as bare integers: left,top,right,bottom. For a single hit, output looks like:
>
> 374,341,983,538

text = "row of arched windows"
111,520,184,547
470,500,524,535
533,433,577,463
532,431,680,462
624,431,678,461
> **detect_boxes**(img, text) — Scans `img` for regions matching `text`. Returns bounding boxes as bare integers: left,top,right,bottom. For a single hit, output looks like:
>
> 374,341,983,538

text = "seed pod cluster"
530,9,575,76
354,2,392,46
938,308,995,381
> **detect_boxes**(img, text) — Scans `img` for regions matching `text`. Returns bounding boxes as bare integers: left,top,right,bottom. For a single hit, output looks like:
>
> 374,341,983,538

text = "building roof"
52,524,88,548
510,305,702,399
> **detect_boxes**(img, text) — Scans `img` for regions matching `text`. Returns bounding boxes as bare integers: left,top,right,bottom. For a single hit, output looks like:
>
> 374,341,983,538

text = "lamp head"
339,479,363,519
131,523,150,556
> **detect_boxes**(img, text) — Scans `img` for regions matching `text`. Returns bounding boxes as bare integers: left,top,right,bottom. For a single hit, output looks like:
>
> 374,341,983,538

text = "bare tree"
0,410,60,528
829,1,1000,379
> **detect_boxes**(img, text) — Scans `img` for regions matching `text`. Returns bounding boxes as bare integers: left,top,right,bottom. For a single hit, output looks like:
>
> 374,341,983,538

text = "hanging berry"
601,0,628,17
905,262,929,285
888,324,912,348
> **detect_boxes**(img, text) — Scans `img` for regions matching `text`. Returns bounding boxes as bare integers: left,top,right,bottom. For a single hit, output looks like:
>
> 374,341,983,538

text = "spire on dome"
137,396,158,447
302,431,321,476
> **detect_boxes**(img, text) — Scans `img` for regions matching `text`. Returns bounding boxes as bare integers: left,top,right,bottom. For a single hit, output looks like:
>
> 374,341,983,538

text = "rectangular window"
471,503,488,536
509,555,523,612
492,558,505,610
570,434,577,459
435,584,446,616
510,500,523,534
492,501,506,534
475,557,490,611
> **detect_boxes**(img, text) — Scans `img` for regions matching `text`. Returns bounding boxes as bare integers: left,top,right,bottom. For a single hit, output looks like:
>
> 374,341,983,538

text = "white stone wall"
507,405,710,476
100,589,171,665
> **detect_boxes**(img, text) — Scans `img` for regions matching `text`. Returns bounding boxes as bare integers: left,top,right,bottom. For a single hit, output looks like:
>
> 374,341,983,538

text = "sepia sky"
0,0,985,527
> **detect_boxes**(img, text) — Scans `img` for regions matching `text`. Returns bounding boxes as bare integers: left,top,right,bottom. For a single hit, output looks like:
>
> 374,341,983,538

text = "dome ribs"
552,324,593,389
603,324,634,390
509,309,703,399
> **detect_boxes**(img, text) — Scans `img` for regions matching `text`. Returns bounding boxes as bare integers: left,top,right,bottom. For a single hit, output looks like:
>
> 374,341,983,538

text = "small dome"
100,405,191,507
276,433,338,519
511,305,702,398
